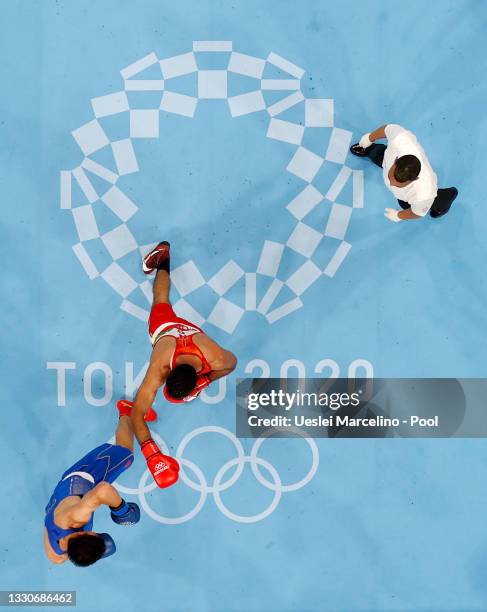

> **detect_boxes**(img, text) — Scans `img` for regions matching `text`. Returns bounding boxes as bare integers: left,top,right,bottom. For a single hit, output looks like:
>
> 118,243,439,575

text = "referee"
350,124,458,222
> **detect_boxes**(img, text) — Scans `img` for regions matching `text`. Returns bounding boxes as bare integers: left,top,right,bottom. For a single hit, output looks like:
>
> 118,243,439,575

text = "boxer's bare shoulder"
150,334,175,368
192,333,237,372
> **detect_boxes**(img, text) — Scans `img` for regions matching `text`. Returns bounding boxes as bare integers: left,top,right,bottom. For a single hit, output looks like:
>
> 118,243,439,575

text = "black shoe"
429,188,458,218
350,143,371,157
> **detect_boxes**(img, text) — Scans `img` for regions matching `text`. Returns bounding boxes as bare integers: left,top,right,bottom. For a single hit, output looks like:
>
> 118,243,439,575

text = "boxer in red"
131,241,237,487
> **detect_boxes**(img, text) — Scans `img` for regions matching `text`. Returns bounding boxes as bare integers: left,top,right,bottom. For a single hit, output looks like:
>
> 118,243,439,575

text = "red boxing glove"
193,374,211,397
141,439,179,488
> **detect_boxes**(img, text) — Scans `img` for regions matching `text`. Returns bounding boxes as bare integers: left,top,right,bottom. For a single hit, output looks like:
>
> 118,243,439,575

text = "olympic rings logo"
153,462,168,475
110,426,319,524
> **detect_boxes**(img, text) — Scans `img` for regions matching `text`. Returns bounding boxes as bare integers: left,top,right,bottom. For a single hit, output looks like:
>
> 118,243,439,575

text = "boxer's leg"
143,241,171,305
115,415,134,452
153,269,171,305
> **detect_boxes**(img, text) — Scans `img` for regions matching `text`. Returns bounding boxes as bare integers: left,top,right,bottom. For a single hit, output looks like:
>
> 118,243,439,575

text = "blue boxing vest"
44,472,95,555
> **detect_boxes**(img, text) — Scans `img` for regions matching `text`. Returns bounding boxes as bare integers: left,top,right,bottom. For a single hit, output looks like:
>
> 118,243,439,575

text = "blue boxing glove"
109,499,140,526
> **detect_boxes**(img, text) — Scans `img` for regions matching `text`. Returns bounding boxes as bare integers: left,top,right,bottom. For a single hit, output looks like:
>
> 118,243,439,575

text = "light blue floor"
2,1,487,610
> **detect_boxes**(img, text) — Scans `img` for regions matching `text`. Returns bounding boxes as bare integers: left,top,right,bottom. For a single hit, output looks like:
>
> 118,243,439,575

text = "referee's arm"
398,208,420,220
368,125,387,142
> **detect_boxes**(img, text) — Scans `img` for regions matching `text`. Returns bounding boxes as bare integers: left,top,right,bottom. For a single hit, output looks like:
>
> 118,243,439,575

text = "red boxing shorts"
148,303,204,347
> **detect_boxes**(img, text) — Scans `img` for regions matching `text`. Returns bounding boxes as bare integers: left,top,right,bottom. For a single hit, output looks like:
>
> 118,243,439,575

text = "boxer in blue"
43,400,160,566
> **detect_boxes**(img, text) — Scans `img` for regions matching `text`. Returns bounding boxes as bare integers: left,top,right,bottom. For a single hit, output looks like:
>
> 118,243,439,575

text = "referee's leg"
429,187,458,218
365,144,387,167
350,142,386,167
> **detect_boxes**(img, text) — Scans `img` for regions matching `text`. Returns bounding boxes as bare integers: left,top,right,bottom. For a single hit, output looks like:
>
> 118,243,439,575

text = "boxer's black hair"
67,533,106,567
166,364,198,399
394,155,421,183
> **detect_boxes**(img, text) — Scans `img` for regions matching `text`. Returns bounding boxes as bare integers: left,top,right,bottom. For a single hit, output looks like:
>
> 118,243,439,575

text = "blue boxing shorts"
60,443,134,486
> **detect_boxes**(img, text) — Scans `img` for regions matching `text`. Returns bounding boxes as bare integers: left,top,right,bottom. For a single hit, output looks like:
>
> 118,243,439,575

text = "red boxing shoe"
116,399,157,422
142,241,170,275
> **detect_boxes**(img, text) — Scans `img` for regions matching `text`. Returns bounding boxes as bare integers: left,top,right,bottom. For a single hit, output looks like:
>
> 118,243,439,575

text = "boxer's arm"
208,349,237,382
43,529,68,564
132,362,167,444
69,482,123,524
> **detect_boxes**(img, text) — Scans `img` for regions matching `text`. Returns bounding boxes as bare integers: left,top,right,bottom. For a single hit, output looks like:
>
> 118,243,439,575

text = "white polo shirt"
382,124,438,217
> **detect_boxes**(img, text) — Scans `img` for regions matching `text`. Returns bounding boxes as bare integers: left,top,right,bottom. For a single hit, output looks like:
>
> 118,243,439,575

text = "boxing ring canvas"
2,0,487,610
